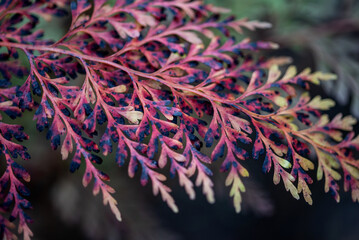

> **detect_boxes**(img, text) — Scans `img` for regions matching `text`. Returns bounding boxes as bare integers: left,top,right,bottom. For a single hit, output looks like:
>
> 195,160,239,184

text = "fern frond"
0,1,358,239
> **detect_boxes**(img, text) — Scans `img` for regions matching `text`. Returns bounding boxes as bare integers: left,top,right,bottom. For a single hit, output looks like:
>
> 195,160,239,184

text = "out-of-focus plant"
208,0,359,116
1,1,359,240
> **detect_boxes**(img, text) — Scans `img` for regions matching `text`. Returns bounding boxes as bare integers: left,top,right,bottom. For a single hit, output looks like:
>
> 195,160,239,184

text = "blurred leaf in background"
207,0,359,117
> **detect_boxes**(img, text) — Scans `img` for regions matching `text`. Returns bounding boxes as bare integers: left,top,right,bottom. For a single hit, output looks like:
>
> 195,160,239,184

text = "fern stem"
0,42,277,121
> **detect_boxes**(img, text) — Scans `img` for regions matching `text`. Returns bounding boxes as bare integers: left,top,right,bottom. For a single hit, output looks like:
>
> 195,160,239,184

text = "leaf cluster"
0,1,358,239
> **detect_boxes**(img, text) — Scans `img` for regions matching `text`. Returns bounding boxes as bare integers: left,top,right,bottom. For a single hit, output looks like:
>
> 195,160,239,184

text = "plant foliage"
0,0,358,239
216,0,359,117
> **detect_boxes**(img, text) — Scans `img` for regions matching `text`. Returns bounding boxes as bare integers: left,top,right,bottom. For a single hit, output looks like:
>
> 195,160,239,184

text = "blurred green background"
205,0,359,117
13,0,359,239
